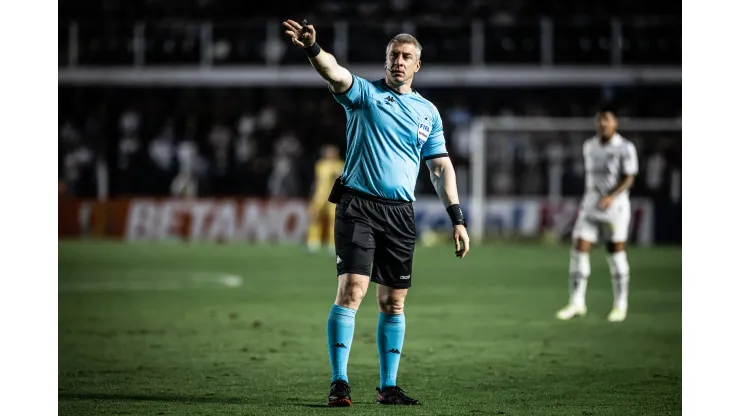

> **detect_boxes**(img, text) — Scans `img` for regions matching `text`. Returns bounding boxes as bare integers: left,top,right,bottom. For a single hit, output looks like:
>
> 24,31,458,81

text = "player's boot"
327,380,352,407
376,386,421,405
607,307,627,322
555,304,587,320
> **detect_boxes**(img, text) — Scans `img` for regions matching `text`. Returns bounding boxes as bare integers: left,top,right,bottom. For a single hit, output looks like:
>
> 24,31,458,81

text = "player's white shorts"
572,196,632,243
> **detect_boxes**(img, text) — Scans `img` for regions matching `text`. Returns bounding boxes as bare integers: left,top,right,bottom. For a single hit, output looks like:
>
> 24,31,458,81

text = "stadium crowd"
59,1,680,202
58,86,681,203
60,1,679,67
60,0,679,20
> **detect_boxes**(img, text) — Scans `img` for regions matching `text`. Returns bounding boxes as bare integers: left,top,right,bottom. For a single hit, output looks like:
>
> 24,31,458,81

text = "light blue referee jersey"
331,75,449,202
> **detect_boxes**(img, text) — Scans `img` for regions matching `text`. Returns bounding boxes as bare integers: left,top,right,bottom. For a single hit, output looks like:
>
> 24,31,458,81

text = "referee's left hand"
283,19,316,48
453,225,470,259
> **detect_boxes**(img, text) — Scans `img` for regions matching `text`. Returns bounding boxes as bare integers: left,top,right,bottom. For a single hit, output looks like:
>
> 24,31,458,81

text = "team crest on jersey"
417,122,431,145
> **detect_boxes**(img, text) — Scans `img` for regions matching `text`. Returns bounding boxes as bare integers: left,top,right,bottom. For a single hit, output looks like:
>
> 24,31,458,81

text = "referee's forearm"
307,50,344,84
431,163,460,207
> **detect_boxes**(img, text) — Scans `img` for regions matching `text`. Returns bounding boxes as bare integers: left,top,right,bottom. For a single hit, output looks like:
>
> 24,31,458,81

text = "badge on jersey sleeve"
417,122,431,146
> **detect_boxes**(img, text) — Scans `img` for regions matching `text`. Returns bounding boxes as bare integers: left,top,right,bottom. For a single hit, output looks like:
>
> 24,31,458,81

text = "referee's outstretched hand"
453,225,470,259
283,19,316,48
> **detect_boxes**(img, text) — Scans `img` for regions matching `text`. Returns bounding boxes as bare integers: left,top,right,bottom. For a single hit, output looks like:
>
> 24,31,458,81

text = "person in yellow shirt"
307,144,345,252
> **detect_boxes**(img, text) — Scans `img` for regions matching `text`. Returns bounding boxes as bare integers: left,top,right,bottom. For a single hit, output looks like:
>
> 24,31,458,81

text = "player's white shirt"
580,133,638,221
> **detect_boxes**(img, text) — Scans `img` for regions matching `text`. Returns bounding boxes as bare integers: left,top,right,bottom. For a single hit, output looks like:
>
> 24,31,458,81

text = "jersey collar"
597,133,623,146
380,79,416,96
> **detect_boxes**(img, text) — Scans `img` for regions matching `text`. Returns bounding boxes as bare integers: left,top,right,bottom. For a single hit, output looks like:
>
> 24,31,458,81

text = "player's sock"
569,249,591,307
377,312,405,390
327,304,356,383
607,251,630,310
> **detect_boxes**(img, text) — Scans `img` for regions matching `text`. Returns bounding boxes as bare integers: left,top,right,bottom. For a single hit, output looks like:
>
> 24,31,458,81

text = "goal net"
463,116,682,244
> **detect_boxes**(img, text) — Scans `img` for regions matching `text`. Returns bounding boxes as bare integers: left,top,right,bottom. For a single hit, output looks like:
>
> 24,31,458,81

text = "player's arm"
598,174,635,210
426,156,470,259
611,142,639,198
606,175,635,199
282,19,352,94
600,142,639,209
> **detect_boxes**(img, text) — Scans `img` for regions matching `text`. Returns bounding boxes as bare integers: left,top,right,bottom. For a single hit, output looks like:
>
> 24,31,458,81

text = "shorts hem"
337,269,372,278
371,276,411,289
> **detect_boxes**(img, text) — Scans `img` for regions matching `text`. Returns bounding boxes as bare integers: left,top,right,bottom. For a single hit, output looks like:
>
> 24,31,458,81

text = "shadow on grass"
58,392,246,405
58,393,374,408
290,403,376,408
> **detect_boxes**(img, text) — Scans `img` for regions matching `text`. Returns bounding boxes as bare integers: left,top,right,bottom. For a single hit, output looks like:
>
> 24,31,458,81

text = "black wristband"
446,204,466,227
304,43,321,58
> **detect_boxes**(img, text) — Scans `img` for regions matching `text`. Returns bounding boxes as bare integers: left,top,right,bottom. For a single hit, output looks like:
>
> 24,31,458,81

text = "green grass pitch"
58,241,681,415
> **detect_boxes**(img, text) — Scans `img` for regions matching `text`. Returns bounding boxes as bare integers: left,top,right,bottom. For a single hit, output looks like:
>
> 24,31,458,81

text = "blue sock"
377,312,405,389
327,304,356,383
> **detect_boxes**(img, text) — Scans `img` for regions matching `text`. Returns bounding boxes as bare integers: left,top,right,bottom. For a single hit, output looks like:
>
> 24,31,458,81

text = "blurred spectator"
268,131,303,198
170,140,200,197
115,110,144,195
57,85,680,200
59,120,97,197
148,119,178,195
206,120,233,195
231,114,259,195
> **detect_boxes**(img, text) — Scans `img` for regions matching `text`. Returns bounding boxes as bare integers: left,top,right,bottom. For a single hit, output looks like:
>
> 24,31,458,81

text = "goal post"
467,116,683,243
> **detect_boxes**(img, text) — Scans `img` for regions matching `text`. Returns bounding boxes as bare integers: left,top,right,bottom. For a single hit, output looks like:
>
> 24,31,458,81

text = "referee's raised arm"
283,19,353,94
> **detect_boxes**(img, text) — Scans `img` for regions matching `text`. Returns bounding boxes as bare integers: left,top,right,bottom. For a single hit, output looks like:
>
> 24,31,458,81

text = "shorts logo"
417,122,431,145
400,275,410,280
336,255,343,265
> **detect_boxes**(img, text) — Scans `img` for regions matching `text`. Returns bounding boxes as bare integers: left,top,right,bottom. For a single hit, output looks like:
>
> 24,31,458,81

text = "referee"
283,19,470,407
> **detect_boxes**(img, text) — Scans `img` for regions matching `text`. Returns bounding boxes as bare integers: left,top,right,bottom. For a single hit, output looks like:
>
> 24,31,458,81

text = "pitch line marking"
58,272,244,293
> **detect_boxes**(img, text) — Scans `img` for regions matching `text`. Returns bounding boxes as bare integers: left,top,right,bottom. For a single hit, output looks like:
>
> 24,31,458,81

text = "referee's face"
386,43,420,85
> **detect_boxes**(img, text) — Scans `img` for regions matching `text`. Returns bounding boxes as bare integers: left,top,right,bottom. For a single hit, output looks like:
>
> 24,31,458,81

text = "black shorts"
334,189,416,289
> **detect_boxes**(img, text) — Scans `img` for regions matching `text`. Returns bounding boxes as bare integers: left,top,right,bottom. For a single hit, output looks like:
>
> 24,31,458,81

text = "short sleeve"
622,142,639,175
331,75,371,109
421,106,448,160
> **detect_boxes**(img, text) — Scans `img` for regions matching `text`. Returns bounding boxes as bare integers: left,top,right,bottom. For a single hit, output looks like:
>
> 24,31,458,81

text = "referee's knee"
335,275,368,310
377,294,405,315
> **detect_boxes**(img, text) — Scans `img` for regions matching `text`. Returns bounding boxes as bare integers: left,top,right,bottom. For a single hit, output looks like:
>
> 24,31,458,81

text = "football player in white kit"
556,109,638,322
